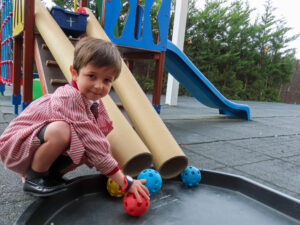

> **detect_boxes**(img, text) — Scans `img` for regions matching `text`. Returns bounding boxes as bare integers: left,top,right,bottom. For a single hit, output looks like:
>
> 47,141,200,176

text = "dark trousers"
37,124,73,173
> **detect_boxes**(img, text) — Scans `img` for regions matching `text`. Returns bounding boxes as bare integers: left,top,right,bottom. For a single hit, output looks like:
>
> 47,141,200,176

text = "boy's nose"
95,82,103,90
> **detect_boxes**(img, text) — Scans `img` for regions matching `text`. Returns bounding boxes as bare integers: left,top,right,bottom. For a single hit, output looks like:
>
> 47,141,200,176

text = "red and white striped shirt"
0,84,119,177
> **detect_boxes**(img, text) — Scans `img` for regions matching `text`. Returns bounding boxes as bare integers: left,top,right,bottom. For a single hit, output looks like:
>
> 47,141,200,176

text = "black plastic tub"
15,170,300,225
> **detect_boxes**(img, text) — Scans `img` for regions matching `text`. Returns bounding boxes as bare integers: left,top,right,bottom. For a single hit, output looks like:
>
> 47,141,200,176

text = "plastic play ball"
137,169,162,195
106,178,124,197
76,6,87,13
181,166,201,187
123,193,150,217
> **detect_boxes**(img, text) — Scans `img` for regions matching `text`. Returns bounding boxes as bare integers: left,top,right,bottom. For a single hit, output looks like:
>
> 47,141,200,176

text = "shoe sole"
24,187,68,197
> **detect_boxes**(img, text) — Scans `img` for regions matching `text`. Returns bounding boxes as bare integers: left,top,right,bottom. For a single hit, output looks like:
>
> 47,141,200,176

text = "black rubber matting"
16,170,300,225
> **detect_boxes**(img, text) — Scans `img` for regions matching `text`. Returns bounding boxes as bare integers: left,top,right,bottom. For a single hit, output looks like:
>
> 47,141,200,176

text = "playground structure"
101,0,249,119
0,0,34,114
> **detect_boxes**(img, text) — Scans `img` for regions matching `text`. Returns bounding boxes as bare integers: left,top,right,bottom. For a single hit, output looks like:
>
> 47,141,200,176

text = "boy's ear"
69,65,74,74
70,65,77,78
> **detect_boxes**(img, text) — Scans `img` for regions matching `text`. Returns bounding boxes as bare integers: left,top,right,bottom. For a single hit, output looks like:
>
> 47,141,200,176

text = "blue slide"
165,40,250,120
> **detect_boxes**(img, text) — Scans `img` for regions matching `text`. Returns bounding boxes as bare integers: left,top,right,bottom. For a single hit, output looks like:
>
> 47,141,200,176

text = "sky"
42,0,300,58
42,0,55,8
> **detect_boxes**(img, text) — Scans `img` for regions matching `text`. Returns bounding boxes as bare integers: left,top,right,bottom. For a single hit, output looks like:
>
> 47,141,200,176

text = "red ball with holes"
123,192,150,216
76,6,86,14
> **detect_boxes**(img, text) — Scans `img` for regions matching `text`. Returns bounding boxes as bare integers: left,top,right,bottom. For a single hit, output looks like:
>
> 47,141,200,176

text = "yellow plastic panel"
12,0,25,36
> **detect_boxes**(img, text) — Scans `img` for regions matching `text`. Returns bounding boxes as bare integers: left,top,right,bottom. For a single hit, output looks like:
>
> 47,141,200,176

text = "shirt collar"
71,80,78,89
89,99,100,105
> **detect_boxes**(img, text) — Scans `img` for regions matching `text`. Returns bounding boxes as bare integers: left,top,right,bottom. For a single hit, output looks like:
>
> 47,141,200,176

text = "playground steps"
34,34,77,94
46,60,58,67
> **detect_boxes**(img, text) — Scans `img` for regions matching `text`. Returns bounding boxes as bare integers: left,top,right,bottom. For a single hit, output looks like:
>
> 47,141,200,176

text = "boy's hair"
73,37,122,79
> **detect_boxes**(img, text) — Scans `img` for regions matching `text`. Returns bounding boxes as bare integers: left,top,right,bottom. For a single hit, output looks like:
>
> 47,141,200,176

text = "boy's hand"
109,170,149,202
128,179,150,203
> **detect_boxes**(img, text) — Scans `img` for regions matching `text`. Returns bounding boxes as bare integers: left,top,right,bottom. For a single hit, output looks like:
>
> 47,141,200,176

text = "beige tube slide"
85,9,188,178
34,0,152,176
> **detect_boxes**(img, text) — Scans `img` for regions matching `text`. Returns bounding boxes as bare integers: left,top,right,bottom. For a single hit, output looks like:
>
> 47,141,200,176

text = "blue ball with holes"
181,166,201,187
137,169,162,195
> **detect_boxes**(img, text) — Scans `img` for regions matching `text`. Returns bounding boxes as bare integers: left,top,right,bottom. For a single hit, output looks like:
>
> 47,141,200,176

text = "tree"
52,0,97,15
183,0,250,98
251,0,298,101
182,0,298,101
52,0,75,10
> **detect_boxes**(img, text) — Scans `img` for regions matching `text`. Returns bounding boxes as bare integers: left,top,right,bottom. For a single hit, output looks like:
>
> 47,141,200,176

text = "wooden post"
101,0,105,27
13,36,22,96
12,35,23,114
80,0,88,7
152,52,166,113
22,0,35,109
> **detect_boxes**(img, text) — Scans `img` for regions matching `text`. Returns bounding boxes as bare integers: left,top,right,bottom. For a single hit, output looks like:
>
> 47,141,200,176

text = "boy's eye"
105,79,112,83
88,74,95,79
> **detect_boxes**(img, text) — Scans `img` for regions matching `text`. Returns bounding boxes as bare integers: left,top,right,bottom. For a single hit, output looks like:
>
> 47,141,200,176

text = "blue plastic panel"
104,0,171,51
165,40,250,120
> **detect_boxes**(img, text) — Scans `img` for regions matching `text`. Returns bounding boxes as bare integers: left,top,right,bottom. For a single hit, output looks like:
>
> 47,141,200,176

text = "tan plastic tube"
86,9,188,179
34,0,152,176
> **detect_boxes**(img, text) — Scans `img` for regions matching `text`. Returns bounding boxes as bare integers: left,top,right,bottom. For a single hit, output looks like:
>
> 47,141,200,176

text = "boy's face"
71,63,116,101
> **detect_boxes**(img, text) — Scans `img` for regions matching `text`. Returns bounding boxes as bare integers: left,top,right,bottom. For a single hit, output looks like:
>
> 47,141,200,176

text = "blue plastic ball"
181,166,201,187
137,169,162,195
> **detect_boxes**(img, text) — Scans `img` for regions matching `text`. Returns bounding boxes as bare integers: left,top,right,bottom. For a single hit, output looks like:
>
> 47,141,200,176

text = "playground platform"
1,85,300,224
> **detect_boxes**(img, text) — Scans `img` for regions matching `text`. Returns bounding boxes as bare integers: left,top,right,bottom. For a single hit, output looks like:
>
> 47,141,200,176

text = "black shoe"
23,177,67,197
48,171,69,183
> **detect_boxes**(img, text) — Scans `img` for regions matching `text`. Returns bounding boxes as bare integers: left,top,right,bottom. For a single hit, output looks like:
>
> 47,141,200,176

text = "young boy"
0,37,149,202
